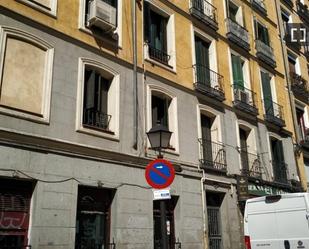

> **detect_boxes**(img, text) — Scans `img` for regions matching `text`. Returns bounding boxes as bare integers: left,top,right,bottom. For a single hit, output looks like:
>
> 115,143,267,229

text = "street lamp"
146,123,172,158
146,123,172,249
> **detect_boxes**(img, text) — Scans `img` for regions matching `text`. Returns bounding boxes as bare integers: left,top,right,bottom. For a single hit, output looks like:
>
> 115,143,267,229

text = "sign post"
145,159,175,249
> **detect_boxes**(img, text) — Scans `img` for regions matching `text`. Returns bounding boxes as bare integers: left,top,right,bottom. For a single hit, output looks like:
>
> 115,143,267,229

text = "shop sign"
237,176,249,201
248,183,290,196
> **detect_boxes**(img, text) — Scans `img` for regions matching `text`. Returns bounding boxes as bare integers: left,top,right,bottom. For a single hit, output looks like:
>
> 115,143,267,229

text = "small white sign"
153,188,171,200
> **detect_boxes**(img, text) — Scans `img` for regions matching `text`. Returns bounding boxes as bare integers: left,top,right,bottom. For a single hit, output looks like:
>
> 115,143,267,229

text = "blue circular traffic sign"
145,159,175,189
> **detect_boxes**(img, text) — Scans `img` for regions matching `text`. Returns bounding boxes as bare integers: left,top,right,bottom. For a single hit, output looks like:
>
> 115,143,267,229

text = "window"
79,0,122,46
16,0,57,16
305,158,309,185
0,27,54,123
0,179,34,248
260,70,275,115
231,54,245,89
206,192,224,249
76,58,120,139
75,186,115,249
228,1,243,25
153,196,178,249
296,108,307,140
143,1,176,69
270,137,287,183
281,10,291,36
288,54,297,74
255,21,269,45
147,86,179,152
195,36,211,86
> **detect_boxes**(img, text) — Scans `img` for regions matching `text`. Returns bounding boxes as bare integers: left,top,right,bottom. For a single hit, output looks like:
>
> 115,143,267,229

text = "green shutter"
261,71,273,115
195,37,210,86
201,115,213,163
232,55,244,89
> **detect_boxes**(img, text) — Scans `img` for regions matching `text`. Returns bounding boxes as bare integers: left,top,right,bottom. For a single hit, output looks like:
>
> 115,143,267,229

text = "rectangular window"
195,36,211,86
229,2,239,23
270,138,287,183
75,186,114,249
239,128,249,171
151,94,170,128
288,55,297,74
201,114,213,164
0,179,34,248
296,108,306,140
281,11,290,36
255,21,269,45
231,54,245,89
83,68,111,131
153,197,178,249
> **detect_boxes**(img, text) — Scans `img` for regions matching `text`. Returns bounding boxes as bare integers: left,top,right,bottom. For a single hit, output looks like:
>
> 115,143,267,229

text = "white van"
244,193,309,249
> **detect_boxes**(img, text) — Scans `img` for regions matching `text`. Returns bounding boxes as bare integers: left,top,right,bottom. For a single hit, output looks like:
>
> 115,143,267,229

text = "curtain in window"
261,71,273,116
231,55,244,90
195,36,210,86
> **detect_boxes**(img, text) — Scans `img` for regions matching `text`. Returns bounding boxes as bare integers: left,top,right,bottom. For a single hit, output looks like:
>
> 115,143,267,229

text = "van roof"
246,192,309,204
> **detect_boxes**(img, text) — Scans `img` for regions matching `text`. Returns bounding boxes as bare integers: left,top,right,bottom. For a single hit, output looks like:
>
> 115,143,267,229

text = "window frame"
76,58,120,140
143,0,176,72
146,84,179,154
16,0,58,17
0,26,54,124
78,0,123,47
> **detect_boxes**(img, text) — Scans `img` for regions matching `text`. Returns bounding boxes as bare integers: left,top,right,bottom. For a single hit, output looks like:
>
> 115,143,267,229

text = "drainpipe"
274,0,302,187
132,0,138,150
201,170,209,249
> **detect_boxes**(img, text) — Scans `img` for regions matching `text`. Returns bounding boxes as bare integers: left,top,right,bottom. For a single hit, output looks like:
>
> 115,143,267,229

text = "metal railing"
208,207,221,249
252,0,267,14
190,0,218,29
0,246,31,249
290,72,309,102
75,242,115,249
264,98,285,126
83,107,111,130
148,44,170,65
272,161,289,185
255,40,276,67
193,64,225,100
282,0,294,8
232,83,258,114
198,139,227,172
297,0,309,23
154,239,182,249
225,18,250,50
240,151,263,179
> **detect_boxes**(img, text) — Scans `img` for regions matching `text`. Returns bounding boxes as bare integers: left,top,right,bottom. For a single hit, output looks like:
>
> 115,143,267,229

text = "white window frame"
0,26,54,124
191,25,218,87
143,0,176,72
16,0,58,17
146,84,179,154
76,58,120,140
235,120,258,170
78,0,123,48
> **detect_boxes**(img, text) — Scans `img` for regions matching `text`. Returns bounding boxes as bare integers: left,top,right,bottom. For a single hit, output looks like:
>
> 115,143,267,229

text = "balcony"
297,0,309,24
252,0,267,16
147,44,171,65
83,107,112,131
272,161,289,185
225,18,250,51
190,0,218,30
193,64,225,101
264,99,285,127
241,151,263,179
282,0,294,8
255,40,276,68
290,72,309,103
232,84,258,115
198,139,227,173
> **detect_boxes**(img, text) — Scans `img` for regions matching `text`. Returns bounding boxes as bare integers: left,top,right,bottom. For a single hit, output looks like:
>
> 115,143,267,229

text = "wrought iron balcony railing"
154,239,182,249
240,151,263,179
255,40,276,68
281,0,294,9
83,107,112,131
290,72,309,103
226,18,250,51
190,0,218,30
193,64,225,101
263,98,285,127
147,44,171,65
272,161,289,185
75,241,116,249
198,139,227,172
297,0,309,24
232,83,258,115
300,128,309,149
252,0,267,15
0,246,31,249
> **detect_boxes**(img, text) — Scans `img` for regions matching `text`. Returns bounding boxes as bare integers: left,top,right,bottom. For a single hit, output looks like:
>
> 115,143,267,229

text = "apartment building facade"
0,0,306,249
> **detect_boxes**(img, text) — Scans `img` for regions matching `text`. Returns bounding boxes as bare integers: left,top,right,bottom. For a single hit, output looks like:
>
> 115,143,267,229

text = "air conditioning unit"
236,89,249,103
88,0,117,32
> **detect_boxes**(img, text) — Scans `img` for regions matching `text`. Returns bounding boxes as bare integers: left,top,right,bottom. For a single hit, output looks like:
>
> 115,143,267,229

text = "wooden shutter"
201,115,213,163
231,55,244,89
261,71,273,115
99,77,109,115
239,129,249,171
195,37,210,86
84,69,96,110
